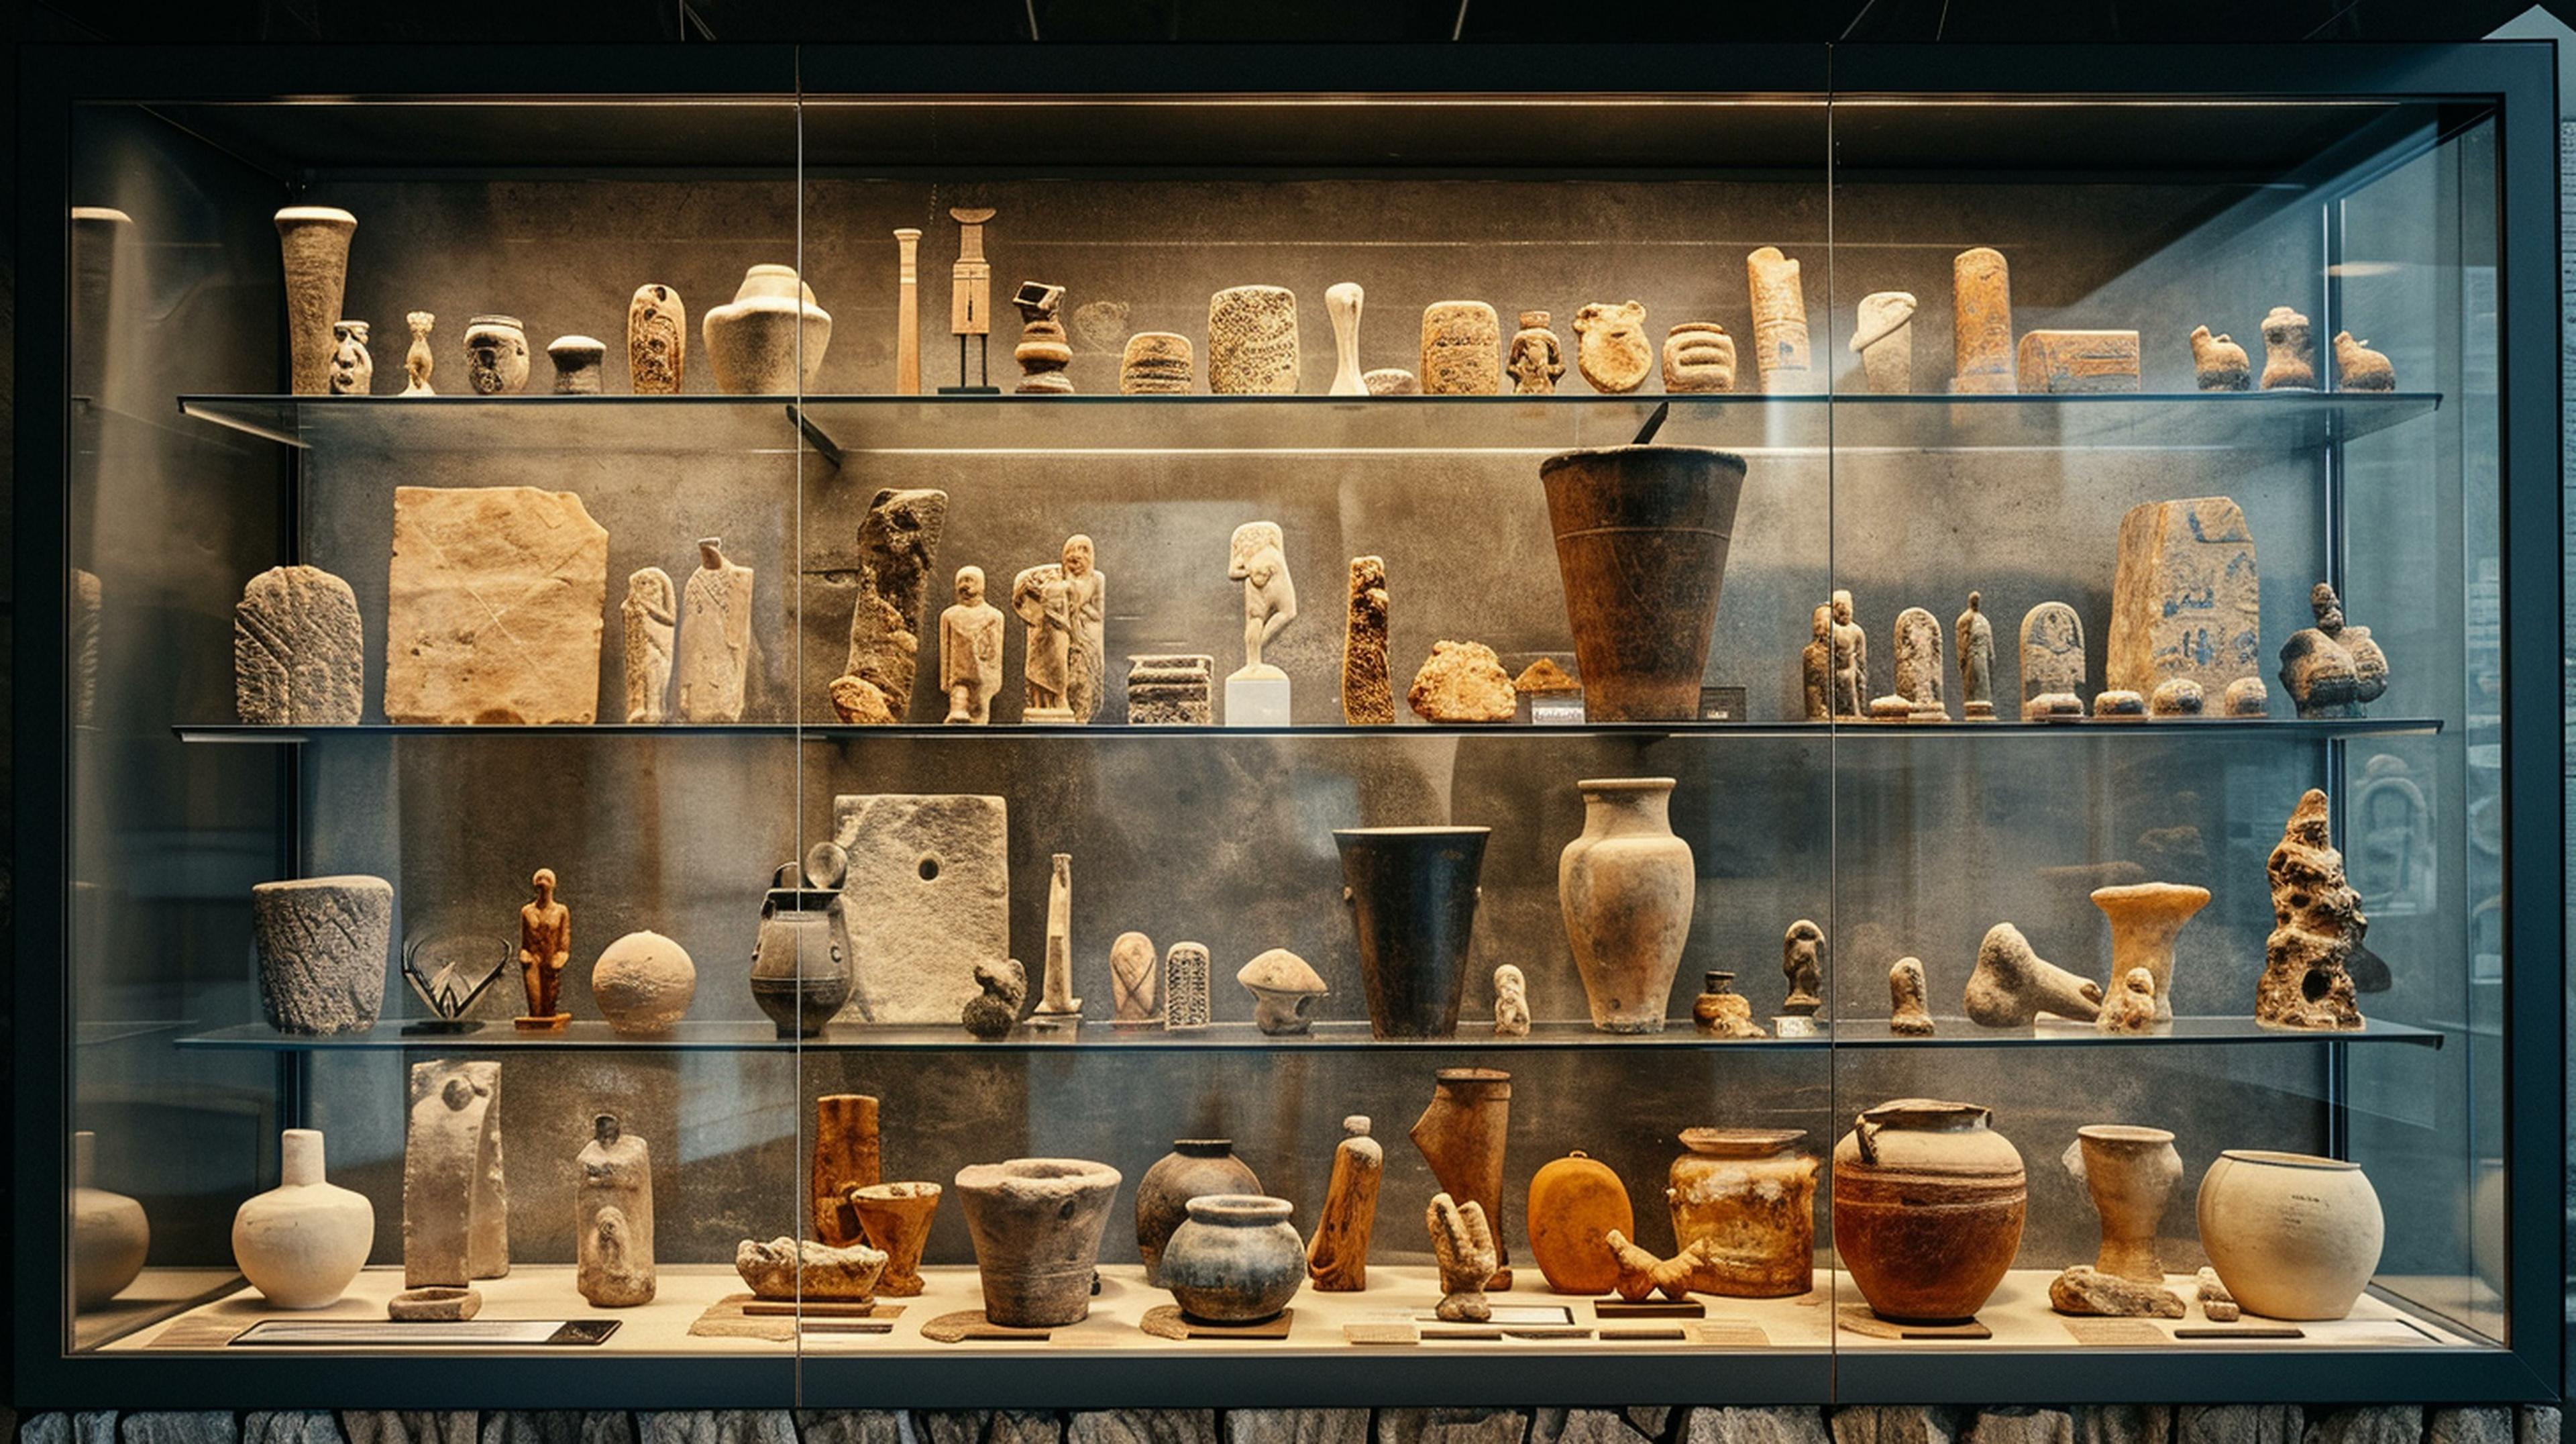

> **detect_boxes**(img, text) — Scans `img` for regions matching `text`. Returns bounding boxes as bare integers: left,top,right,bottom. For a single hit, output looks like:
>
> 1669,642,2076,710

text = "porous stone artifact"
2259,788,2367,1030
1421,299,1501,395
2334,331,2394,391
2150,677,2204,716
2091,882,2209,1023
329,319,373,395
2097,967,2158,1034
1508,311,1564,394
1428,1193,1499,1321
235,565,364,725
836,486,952,723
1666,1128,1817,1297
2223,676,2271,717
254,874,392,1034
812,1094,881,1247
2196,1149,2382,1319
704,264,830,394
1324,282,1366,396
1338,825,1489,1038
735,1236,885,1302
1033,852,1081,1021
1833,1098,2025,1323
1953,592,1996,719
383,486,608,725
2094,688,2145,718
892,229,922,394
955,1157,1124,1327
752,856,855,1037
1831,590,1869,719
231,1127,372,1309
513,868,572,1028
1208,285,1299,394
1164,941,1213,1029
401,311,435,395
1662,322,1737,393
1801,606,1833,721
1965,922,2102,1025
832,792,1008,1024
2049,1266,2184,1318
2191,325,2250,391
1011,281,1073,394
1691,971,1766,1038
1951,248,2015,393
1238,947,1327,1034
403,1059,508,1291
1128,653,1214,725
1307,1116,1384,1291
2019,601,2087,719
1493,964,1531,1037
1892,607,1948,719
1513,657,1577,697
462,315,530,395
1136,1140,1263,1287
1227,521,1297,722
576,1113,655,1306
1572,301,1652,394
1888,957,1935,1035
621,567,677,723
275,207,357,396
1162,1194,1305,1323
2278,582,2387,719
961,959,1026,1039
1413,1068,1513,1288
1342,555,1393,725
590,929,695,1035
1528,1150,1634,1295
1120,332,1195,394
848,1181,941,1296
1851,292,1917,393
678,539,754,723
1540,444,1747,721
1111,931,1159,1024
2108,495,2261,699
547,335,606,394
72,1131,148,1308
2068,1123,2181,1283
1364,368,1420,395
1560,776,1693,1033
1408,639,1516,723
627,284,686,393
2015,330,2141,393
1746,248,1813,392
1782,919,1824,1016
2195,1266,2240,1321
2259,306,2314,389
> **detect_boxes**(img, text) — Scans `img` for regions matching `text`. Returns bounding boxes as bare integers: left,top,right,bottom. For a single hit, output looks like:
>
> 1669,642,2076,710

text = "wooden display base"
513,1014,571,1032
688,1293,901,1341
920,1309,1055,1343
740,1299,902,1318
2059,1317,2168,1345
1140,1305,1294,1340
1837,1304,1992,1340
1595,1299,1707,1319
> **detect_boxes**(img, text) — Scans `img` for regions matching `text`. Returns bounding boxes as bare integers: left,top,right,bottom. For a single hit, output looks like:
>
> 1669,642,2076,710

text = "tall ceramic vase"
2196,1149,2383,1320
1411,1068,1513,1289
1538,445,1748,722
1559,778,1695,1033
954,1157,1123,1327
231,1128,374,1308
2072,1124,2180,1284
70,1131,148,1308
274,207,357,397
1832,1098,2025,1323
1335,826,1491,1039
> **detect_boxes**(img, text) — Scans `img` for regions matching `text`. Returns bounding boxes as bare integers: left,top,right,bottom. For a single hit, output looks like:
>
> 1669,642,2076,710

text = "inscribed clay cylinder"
812,1094,882,1247
1207,286,1299,395
275,207,358,397
1419,301,1501,395
1951,248,2015,393
1744,248,1812,393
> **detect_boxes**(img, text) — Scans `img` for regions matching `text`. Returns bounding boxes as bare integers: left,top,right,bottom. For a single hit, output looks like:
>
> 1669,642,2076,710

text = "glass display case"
16,42,2560,1409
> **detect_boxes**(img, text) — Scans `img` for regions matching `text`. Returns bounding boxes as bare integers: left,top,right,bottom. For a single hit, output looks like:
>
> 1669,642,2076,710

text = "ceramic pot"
462,315,530,395
1559,778,1695,1033
2196,1149,2383,1320
1411,1068,1513,1289
231,1128,374,1308
590,930,696,1036
1334,826,1491,1039
2090,884,2210,1023
1136,1139,1263,1286
811,1094,882,1247
1832,1098,2025,1323
1160,1194,1305,1323
1526,1150,1633,1295
1538,445,1747,722
2073,1124,2180,1284
954,1157,1123,1328
1666,1127,1816,1298
274,207,356,396
750,865,852,1038
849,1181,942,1297
70,1131,148,1308
704,264,831,395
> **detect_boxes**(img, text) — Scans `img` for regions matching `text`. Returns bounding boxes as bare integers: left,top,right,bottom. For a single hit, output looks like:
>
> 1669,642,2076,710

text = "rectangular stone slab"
2015,329,2141,393
2105,495,2261,694
384,486,608,725
832,793,1009,1024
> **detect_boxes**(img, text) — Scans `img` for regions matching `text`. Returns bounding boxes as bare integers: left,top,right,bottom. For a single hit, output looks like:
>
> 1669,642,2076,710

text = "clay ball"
591,930,697,1035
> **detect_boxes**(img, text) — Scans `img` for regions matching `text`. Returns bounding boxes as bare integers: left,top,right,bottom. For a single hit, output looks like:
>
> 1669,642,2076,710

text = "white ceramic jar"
232,1128,374,1308
2195,1148,2383,1320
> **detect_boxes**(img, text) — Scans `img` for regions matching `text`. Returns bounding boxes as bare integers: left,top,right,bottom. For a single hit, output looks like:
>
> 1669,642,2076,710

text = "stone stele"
2106,496,2260,697
841,487,951,723
2020,602,2087,719
1342,556,1393,725
236,564,365,725
832,793,1009,1024
253,874,393,1033
1407,640,1517,723
1892,607,1947,719
1419,301,1502,395
405,1058,508,1288
384,486,608,725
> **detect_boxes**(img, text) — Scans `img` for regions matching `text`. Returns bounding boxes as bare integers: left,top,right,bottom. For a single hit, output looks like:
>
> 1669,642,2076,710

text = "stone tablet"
1208,286,1299,395
2106,496,2259,697
1951,248,2014,393
2015,330,2141,394
1128,654,1215,725
2020,602,2087,719
384,486,608,725
832,794,1009,1024
678,540,755,724
405,1059,508,1288
1892,607,1947,719
236,564,364,725
1419,301,1501,395
842,487,950,722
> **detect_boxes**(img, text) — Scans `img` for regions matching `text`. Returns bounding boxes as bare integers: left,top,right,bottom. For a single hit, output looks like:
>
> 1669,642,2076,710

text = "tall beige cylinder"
1745,247,1812,393
1951,247,2015,393
275,207,357,397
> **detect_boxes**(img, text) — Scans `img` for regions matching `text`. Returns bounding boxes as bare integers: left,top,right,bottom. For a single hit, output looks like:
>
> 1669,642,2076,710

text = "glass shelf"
171,717,2445,743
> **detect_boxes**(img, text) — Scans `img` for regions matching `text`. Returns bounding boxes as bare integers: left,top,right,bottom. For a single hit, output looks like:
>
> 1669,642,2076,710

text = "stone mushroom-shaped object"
1238,948,1328,1034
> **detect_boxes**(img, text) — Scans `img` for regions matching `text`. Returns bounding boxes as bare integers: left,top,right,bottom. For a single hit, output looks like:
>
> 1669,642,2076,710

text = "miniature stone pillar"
1951,248,2015,393
1032,854,1081,1022
893,227,922,395
1746,248,1812,393
1326,282,1366,396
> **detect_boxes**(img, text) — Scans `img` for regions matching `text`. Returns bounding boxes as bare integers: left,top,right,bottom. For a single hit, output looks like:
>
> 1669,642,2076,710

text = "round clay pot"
1832,1098,2025,1323
2195,1149,2383,1321
849,1181,942,1297
1667,1128,1815,1298
1334,826,1491,1039
590,930,697,1036
1538,445,1747,722
231,1128,374,1308
955,1157,1123,1328
2073,1124,2180,1284
70,1131,149,1309
1159,1193,1305,1323
704,264,831,395
1526,1151,1633,1295
1559,778,1695,1034
1135,1139,1262,1286
462,315,530,395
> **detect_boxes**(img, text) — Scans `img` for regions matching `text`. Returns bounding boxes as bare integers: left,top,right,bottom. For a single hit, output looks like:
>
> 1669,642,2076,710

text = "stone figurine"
621,567,677,725
1951,248,2014,393
1956,592,1996,719
1033,853,1081,1022
1892,607,1947,719
2260,306,2314,389
938,566,1006,725
1662,323,1736,393
2334,332,2394,391
1408,639,1517,723
1964,922,2102,1025
576,1113,655,1307
517,868,572,1029
1012,281,1073,394
400,311,435,396
1326,282,1366,396
2278,582,2388,719
1422,300,1503,395
839,486,952,725
1801,605,1833,721
1830,590,1868,719
627,283,686,394
1572,300,1652,394
2258,788,2367,1030
1746,248,1812,392
1492,964,1531,1037
1230,521,1297,679
1111,931,1159,1025
329,320,372,395
2190,325,2249,391
1307,1116,1383,1291
1059,535,1108,722
2020,602,2087,719
235,564,364,725
1851,292,1917,393
1508,311,1565,395
1782,919,1824,1017
1342,556,1393,725
1010,562,1075,723
1428,1192,1498,1322
678,538,755,724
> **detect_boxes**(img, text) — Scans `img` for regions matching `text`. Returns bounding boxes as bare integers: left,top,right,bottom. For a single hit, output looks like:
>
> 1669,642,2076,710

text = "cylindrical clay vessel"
1539,447,1747,723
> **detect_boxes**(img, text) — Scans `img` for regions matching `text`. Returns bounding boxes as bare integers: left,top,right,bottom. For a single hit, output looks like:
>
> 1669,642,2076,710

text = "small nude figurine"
1800,605,1832,721
621,568,677,725
2277,581,2389,719
517,868,572,1028
1228,521,1298,680
1829,590,1868,719
401,311,436,396
1493,964,1531,1037
1956,591,1996,719
938,566,1006,725
1782,919,1824,1017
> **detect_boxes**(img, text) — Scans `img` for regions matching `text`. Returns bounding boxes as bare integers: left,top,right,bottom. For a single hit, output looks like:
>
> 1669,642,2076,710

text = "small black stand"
939,334,1000,395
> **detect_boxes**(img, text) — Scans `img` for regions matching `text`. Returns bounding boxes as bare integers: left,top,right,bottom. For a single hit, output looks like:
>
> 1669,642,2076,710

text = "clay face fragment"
384,486,608,725
832,793,1010,1024
2106,496,2260,698
1419,301,1501,395
331,320,373,395
1964,922,2102,1025
2019,602,2086,719
2096,968,2158,1033
576,1114,655,1307
1572,301,1652,394
1745,248,1813,392
2257,788,2367,1031
1951,248,2014,393
236,565,364,725
1342,556,1393,725
404,1059,507,1288
841,488,951,725
1208,286,1299,395
2015,330,2140,394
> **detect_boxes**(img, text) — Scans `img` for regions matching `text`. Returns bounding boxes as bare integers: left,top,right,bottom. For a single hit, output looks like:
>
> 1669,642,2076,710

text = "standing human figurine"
938,566,1006,725
1782,919,1825,1017
1800,605,1832,721
945,207,997,392
1955,591,1996,719
2277,581,2389,719
621,567,677,724
1010,562,1074,723
1493,964,1531,1037
576,1113,655,1306
1059,535,1106,723
400,312,435,396
1829,590,1868,719
677,538,755,724
516,868,572,1029
1226,521,1298,726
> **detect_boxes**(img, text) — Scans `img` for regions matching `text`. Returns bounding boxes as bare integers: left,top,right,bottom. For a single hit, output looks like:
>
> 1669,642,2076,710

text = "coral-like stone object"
2257,788,2367,1031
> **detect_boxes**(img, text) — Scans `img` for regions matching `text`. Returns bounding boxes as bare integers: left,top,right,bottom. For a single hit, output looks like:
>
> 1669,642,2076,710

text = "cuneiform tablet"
1419,301,1501,395
2015,330,2141,394
1207,287,1299,395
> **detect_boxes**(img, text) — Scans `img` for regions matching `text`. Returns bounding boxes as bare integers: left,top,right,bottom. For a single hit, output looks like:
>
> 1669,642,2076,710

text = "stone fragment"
1342,556,1393,725
2222,677,2269,717
833,794,1009,1023
621,568,677,723
1120,333,1193,395
1514,658,1577,695
1127,654,1214,725
2106,496,2260,698
1537,1416,1646,1444
254,874,393,1034
2302,1412,2420,1444
1070,1416,1215,1444
1951,248,2014,393
1379,1414,1528,1444
1851,293,1917,393
793,1416,900,1444
2278,582,2387,719
1662,323,1736,393
124,1419,240,1444
351,1414,472,1444
1163,942,1212,1029
576,1113,655,1306
1964,922,2102,1025
2019,603,2086,719
678,539,755,723
2430,1416,2510,1444
1683,1411,1830,1444
1408,640,1517,723
2178,1410,2297,1444
1888,957,1935,1035
2518,1411,2560,1444
733,1236,885,1300
1230,1418,1367,1444
2334,332,2395,391
989,1419,1062,1444
2074,1410,2169,1444
236,565,364,725
829,676,896,725
1508,313,1565,395
1892,607,1947,718
2194,1265,2239,1320
918,1417,992,1444
73,568,100,725
1363,368,1421,396
1110,931,1158,1023
2094,689,2145,718
1745,250,1813,393
637,1416,795,1444
1208,286,1299,395
1572,301,1652,394
2015,331,2141,394
1420,301,1502,395
403,1058,507,1288
2190,327,2251,391
2258,788,2366,1030
2260,307,2314,389
839,488,950,724
627,284,686,393
1866,694,1913,720
1968,1416,2071,1444
2096,967,2158,1033
2149,678,2204,716
1307,1115,1383,1290
2048,1264,2184,1316
1625,1415,1672,1443
384,486,606,725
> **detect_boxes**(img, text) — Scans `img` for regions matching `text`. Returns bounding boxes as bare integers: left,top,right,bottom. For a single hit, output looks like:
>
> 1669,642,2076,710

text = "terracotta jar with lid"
1526,1150,1633,1295
1666,1128,1815,1298
1832,1098,2025,1323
